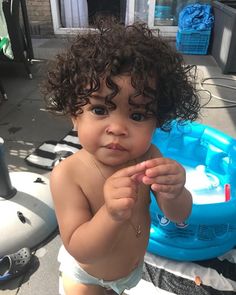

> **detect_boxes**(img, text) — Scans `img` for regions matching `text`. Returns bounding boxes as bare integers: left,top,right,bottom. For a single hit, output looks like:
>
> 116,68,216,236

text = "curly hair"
43,20,200,130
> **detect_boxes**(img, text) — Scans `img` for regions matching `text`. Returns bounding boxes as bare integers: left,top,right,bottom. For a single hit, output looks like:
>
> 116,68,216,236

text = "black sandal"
0,247,32,281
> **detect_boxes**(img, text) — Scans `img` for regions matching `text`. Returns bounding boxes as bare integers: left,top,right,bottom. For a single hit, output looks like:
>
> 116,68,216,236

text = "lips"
105,143,126,151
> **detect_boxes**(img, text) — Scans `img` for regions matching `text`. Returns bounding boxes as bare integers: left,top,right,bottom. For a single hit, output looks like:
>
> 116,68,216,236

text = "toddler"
44,20,200,295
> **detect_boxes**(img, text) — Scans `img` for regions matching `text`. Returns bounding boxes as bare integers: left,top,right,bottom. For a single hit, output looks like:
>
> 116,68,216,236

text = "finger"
111,177,138,192
151,183,183,194
110,194,137,216
144,157,172,168
142,174,184,186
131,172,146,184
111,186,138,199
113,162,146,178
113,194,136,207
145,163,185,178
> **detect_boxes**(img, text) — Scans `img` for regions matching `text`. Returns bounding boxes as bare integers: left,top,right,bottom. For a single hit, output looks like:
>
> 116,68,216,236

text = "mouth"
105,143,126,151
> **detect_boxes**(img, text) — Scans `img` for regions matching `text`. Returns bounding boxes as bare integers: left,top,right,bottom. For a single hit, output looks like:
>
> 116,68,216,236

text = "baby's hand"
141,158,186,199
103,163,146,222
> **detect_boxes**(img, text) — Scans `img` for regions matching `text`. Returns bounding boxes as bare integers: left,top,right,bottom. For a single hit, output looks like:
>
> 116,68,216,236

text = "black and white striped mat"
25,130,236,294
25,130,82,170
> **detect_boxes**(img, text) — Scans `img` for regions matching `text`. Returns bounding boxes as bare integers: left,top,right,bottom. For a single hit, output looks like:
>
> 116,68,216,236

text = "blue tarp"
179,3,214,31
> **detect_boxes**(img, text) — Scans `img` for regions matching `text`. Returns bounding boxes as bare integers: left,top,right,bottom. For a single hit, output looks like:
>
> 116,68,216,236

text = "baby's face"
72,75,157,166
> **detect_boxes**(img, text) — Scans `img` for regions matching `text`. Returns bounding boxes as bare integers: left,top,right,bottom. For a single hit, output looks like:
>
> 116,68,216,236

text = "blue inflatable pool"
148,121,236,261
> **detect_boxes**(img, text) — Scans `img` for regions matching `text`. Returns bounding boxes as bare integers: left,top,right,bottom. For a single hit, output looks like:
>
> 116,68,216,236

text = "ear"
71,117,78,131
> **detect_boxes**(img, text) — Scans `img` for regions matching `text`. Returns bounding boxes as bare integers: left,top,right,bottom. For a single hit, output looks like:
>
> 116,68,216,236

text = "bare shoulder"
49,149,93,207
50,151,84,187
50,150,94,246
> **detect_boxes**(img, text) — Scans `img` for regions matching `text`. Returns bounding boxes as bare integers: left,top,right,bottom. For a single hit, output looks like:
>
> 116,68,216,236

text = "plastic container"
211,1,236,73
148,121,236,261
154,0,173,26
176,29,211,55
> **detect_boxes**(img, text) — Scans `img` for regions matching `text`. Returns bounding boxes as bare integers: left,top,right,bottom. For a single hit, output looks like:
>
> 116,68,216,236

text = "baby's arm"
142,145,192,223
50,159,146,264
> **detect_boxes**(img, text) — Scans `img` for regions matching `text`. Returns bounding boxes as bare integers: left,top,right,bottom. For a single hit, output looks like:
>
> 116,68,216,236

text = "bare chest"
83,179,151,215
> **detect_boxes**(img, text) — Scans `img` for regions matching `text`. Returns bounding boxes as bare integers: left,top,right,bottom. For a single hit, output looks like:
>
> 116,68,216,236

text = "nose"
105,119,128,136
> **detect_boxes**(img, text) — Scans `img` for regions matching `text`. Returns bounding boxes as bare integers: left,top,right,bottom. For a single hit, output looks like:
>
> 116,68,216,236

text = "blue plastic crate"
176,29,211,55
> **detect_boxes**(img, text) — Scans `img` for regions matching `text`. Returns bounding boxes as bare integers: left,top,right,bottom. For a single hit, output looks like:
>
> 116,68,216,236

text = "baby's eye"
130,113,146,122
91,106,108,116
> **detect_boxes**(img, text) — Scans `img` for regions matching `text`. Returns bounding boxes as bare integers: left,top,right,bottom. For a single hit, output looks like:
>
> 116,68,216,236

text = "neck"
91,156,138,180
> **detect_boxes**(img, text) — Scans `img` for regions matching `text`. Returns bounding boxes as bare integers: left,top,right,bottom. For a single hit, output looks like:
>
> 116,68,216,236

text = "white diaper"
58,246,143,294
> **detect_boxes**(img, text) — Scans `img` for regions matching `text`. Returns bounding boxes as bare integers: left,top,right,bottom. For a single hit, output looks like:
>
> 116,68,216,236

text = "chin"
102,155,142,168
103,159,127,167
98,156,129,167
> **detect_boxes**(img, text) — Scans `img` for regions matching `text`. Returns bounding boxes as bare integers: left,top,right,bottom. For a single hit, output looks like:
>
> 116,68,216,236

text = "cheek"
77,124,101,151
133,129,155,152
78,129,94,146
75,118,89,138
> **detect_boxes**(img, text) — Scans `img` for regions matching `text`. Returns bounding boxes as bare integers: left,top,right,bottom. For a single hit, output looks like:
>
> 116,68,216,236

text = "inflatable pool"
148,121,236,261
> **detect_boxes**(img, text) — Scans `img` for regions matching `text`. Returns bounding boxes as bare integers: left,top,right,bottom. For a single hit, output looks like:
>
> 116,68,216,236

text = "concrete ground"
0,38,236,295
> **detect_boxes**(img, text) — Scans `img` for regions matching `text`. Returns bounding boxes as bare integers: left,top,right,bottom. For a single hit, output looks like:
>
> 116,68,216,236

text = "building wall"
26,0,54,37
25,0,211,37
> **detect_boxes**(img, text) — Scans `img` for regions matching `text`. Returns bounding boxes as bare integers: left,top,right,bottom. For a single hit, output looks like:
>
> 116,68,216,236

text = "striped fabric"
25,130,82,170
125,251,236,295
25,130,236,294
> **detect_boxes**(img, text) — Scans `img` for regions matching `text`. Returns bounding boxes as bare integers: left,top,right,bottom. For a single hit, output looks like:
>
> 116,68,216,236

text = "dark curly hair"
44,20,200,130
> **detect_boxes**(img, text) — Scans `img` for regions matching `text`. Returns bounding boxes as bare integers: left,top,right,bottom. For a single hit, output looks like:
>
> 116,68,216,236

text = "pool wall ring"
148,121,236,261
